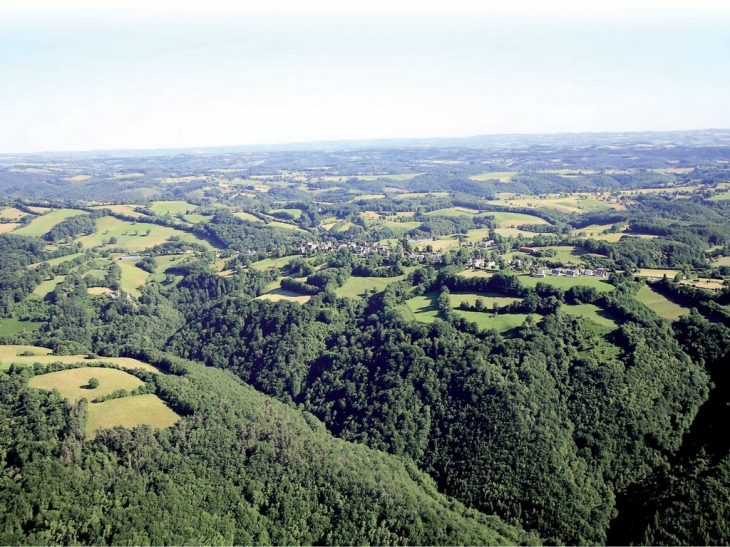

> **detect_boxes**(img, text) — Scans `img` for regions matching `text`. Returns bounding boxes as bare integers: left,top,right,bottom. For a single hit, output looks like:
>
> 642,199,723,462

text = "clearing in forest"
634,285,691,320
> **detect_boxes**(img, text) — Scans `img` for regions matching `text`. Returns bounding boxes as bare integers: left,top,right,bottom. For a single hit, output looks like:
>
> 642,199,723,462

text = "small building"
519,246,538,255
551,268,562,276
583,269,594,277
565,270,577,278
533,268,546,278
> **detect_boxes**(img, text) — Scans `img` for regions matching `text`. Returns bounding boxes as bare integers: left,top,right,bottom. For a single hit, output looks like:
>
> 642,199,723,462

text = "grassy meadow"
13,209,87,237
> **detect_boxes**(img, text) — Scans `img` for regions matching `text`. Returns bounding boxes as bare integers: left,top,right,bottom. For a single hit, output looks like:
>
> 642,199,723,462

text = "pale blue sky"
1,1,729,153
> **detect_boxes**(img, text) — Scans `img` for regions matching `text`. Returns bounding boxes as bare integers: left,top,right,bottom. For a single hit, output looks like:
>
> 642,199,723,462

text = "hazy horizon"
2,1,729,154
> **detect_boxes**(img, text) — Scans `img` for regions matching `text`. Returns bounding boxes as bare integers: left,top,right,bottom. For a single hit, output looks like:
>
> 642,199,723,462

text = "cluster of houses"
533,267,609,278
298,241,394,259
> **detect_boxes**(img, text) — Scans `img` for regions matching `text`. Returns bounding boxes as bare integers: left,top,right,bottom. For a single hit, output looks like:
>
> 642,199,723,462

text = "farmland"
635,285,692,320
84,394,180,438
13,209,87,237
563,303,619,329
76,216,215,251
257,288,311,304
117,260,150,296
0,345,160,373
28,366,145,401
335,275,405,299
517,273,615,292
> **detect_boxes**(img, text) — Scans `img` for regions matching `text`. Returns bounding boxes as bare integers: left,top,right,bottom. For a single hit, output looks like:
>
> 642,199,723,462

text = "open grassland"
464,228,492,243
27,206,51,214
250,255,298,271
636,268,680,279
477,211,549,227
709,191,730,201
382,220,423,234
498,195,623,213
494,227,538,238
713,256,730,266
90,204,146,218
635,285,691,320
563,304,619,329
354,173,423,181
429,238,462,252
679,278,727,291
182,213,210,224
401,293,439,323
0,207,28,220
267,220,309,233
65,174,92,181
257,288,312,304
336,275,405,299
85,394,180,438
271,208,303,218
538,245,590,264
518,273,615,292
454,310,534,336
0,318,43,334
233,211,263,223
0,223,19,233
29,367,144,401
77,216,215,251
450,293,521,308
33,275,66,297
469,172,516,182
395,192,450,199
351,194,386,201
117,261,149,296
425,207,478,218
14,209,87,237
0,345,160,373
148,201,197,215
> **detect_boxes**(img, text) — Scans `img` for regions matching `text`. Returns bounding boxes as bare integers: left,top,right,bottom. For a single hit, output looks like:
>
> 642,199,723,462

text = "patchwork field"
0,223,19,233
77,216,215,251
0,207,28,220
635,285,691,320
13,209,87,237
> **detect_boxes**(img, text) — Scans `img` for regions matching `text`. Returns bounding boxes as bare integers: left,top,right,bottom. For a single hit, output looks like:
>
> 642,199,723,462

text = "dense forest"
2,134,730,545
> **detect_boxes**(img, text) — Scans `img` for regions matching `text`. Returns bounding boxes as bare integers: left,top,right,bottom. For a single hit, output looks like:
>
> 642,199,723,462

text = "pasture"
13,209,87,237
382,220,424,234
234,211,263,223
0,345,160,373
468,172,516,182
517,274,615,292
33,275,66,297
257,288,312,304
0,223,19,233
77,217,215,251
450,293,521,308
148,201,197,215
458,269,495,279
28,367,144,401
562,304,619,329
250,255,298,271
477,211,548,227
85,394,180,438
0,207,28,220
90,204,146,218
424,207,479,218
117,260,150,296
0,318,43,334
635,285,691,320
336,275,405,299
454,310,534,336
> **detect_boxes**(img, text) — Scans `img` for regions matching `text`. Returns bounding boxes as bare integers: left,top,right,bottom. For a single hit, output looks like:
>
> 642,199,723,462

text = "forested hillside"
2,137,730,545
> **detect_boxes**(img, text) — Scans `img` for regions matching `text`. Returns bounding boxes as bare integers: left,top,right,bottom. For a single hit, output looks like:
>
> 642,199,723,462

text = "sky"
1,0,729,153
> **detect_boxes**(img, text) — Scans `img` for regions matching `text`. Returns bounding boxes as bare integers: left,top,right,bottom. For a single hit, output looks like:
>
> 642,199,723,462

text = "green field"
382,221,423,234
28,366,144,401
713,256,730,266
257,288,311,304
33,252,85,268
636,268,680,279
709,191,730,201
271,208,303,219
183,213,210,224
85,394,180,438
13,209,87,237
233,211,263,223
400,293,440,323
477,211,548,226
336,275,405,299
0,317,43,334
468,172,516,182
0,345,160,373
517,274,615,292
117,260,150,296
250,255,299,271
635,285,691,320
537,246,590,264
454,310,534,336
424,207,478,218
148,200,197,215
356,173,423,181
33,275,66,297
563,304,619,329
494,227,538,238
450,292,521,308
77,216,215,251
